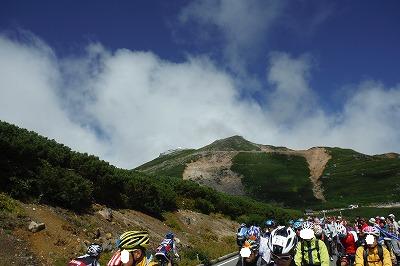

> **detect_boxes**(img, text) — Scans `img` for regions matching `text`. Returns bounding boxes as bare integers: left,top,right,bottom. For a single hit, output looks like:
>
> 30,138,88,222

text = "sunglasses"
272,253,292,261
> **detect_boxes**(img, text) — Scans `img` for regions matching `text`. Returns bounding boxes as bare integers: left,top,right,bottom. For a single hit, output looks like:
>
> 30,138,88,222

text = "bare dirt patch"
183,151,245,196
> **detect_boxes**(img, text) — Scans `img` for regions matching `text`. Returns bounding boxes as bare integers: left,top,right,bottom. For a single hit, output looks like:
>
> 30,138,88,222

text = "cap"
368,218,376,224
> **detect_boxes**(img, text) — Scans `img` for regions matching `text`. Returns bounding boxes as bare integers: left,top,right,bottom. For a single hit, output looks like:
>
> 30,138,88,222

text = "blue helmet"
165,232,174,239
247,226,261,241
264,219,276,227
293,220,303,230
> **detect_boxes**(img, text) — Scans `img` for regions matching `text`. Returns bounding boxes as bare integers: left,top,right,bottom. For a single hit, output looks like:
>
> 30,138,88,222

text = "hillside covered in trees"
0,120,300,224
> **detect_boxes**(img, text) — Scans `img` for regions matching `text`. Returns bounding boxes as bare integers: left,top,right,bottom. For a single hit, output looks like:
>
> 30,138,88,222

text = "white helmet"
336,224,347,236
267,226,297,255
302,221,314,230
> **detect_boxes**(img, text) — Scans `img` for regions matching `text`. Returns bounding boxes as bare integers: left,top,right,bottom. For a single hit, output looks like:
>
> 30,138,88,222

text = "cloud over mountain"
1,32,400,168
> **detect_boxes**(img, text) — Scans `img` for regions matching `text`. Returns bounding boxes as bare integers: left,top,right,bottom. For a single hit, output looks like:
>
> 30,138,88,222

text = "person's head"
300,221,315,241
313,224,323,238
165,232,174,239
293,220,303,237
368,217,376,226
240,226,261,264
87,243,103,259
241,238,260,264
362,226,380,248
267,226,297,266
388,214,395,220
264,219,276,232
336,224,347,239
118,231,149,265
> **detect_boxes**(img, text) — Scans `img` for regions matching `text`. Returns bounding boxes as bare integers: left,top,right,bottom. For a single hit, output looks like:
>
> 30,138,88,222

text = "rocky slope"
0,196,238,265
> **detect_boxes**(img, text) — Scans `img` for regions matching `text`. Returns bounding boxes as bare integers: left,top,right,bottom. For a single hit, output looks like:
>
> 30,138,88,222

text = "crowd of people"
236,214,400,266
67,213,400,266
68,231,179,266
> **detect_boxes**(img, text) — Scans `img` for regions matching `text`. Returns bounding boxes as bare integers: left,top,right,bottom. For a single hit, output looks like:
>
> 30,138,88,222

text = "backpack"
387,239,400,257
301,240,321,266
363,245,383,265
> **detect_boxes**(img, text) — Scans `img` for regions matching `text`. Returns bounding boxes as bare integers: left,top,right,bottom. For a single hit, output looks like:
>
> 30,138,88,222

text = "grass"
162,212,183,232
135,149,201,178
231,152,318,207
199,135,261,152
0,193,25,216
135,149,196,171
321,148,400,205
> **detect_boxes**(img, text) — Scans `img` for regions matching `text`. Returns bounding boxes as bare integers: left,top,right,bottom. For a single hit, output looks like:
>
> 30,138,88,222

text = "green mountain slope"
321,147,400,206
137,136,400,209
0,120,300,224
231,152,317,207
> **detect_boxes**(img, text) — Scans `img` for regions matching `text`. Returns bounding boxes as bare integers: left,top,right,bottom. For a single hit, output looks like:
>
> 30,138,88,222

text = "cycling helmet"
240,223,247,227
313,224,323,236
362,226,380,237
118,231,149,251
87,243,103,257
265,219,276,227
293,220,303,230
302,221,314,230
247,226,261,241
267,226,297,255
336,224,347,235
165,232,174,239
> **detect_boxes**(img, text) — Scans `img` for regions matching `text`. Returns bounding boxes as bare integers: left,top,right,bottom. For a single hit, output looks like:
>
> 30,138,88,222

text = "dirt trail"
260,146,331,201
182,151,245,196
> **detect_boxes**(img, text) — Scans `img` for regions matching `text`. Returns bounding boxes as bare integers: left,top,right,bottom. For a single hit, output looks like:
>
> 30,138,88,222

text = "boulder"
28,221,45,233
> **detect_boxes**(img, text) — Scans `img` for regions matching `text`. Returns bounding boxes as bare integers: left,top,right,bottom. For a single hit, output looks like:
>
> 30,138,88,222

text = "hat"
388,214,395,218
368,218,376,224
380,216,385,220
300,228,315,240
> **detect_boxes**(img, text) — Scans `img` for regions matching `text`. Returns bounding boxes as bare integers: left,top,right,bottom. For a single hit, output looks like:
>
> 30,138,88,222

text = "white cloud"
1,33,400,169
179,0,284,74
0,34,107,156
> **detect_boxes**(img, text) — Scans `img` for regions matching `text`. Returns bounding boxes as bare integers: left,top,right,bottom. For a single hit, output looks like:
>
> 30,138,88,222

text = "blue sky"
1,0,400,167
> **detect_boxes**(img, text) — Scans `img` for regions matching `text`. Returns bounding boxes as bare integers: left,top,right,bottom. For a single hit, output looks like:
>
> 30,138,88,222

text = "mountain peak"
199,135,261,151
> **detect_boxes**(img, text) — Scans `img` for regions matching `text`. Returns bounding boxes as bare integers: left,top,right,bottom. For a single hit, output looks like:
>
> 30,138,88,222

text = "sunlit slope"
137,136,400,209
231,152,317,207
321,147,400,205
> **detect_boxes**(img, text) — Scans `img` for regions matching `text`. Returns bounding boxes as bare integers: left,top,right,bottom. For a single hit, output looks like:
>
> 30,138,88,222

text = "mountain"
136,136,400,209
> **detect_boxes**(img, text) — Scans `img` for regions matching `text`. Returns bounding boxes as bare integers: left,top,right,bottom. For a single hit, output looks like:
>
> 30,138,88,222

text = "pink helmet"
362,226,380,237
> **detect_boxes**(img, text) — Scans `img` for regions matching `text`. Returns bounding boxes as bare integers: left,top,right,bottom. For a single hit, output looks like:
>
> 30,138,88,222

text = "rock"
28,221,45,233
98,208,113,221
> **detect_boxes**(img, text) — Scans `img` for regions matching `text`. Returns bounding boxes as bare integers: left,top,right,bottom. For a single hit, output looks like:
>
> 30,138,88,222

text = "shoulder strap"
307,240,314,265
363,246,368,266
378,244,383,262
301,241,306,265
316,239,320,263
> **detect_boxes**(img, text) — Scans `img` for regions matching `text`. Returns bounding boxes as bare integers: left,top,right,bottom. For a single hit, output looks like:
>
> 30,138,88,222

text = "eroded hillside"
0,197,238,265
